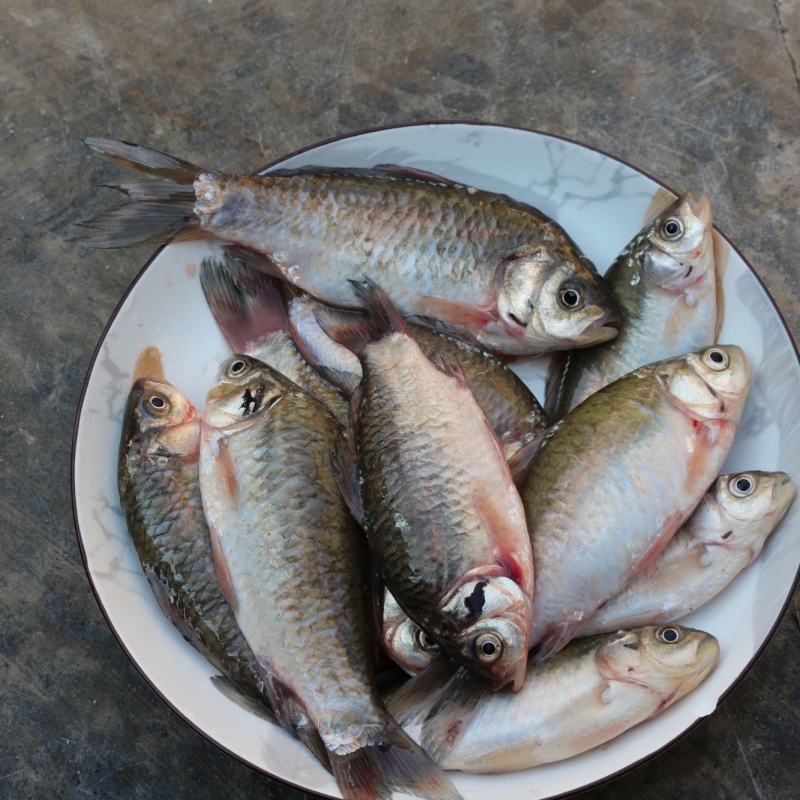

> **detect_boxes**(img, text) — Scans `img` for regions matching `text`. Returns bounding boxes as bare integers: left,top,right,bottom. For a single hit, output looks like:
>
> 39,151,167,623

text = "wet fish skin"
580,470,796,635
388,624,719,773
547,193,718,419
523,345,750,660
199,251,350,424
117,377,274,716
332,280,535,692
80,137,623,356
199,354,461,800
382,588,440,675
302,295,548,451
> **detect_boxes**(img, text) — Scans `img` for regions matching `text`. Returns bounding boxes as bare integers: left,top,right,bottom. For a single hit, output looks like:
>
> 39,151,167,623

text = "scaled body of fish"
117,377,273,715
81,138,623,356
579,470,796,635
295,294,548,453
198,355,460,800
522,345,750,659
387,625,719,773
199,251,349,424
546,193,719,419
332,280,535,692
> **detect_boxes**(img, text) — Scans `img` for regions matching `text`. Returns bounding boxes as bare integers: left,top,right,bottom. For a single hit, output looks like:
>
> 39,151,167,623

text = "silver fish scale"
252,331,349,424
203,174,541,308
356,337,501,627
213,390,386,741
120,433,260,688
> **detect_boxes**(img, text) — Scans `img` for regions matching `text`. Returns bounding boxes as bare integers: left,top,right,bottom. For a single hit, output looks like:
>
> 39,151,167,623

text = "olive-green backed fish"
330,280,535,692
383,469,795,673
117,377,275,719
295,295,548,455
522,345,750,660
546,193,719,419
198,355,461,800
579,470,796,635
199,251,350,424
79,137,622,356
387,625,719,773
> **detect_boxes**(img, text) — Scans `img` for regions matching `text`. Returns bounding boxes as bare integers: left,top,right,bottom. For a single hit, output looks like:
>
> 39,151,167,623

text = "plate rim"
70,118,800,799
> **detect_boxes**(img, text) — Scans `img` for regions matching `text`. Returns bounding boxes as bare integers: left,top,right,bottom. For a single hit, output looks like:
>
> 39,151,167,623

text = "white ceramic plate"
72,123,800,799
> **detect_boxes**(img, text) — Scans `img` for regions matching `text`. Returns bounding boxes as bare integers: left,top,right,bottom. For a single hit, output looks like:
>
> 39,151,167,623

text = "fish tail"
78,137,209,247
322,278,410,356
199,252,289,354
329,715,463,800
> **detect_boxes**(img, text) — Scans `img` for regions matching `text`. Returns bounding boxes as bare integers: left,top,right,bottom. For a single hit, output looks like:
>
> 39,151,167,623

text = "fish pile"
97,137,795,798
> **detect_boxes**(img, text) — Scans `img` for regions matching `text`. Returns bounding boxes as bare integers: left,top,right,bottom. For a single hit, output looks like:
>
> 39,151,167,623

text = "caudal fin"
199,252,289,354
78,137,208,247
329,715,462,800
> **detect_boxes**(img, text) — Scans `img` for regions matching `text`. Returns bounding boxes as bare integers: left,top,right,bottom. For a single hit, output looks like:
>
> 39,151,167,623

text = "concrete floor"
2,1,800,797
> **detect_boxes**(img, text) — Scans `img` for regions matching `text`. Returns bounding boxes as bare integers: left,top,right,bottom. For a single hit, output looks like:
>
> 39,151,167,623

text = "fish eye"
144,392,170,415
656,626,682,644
415,629,438,652
558,282,585,311
702,348,729,371
474,632,503,662
226,358,249,378
729,473,756,497
661,217,684,240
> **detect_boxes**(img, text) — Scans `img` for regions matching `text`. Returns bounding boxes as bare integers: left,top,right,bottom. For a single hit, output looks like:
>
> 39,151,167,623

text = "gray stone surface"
1,1,799,798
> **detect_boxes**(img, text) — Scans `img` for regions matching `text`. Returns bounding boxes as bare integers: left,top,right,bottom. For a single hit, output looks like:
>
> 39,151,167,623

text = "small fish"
387,625,719,773
546,193,719,419
79,137,622,355
199,355,461,800
522,345,750,659
199,251,350,424
382,588,440,675
330,279,535,692
579,470,797,635
117,377,275,719
301,296,548,454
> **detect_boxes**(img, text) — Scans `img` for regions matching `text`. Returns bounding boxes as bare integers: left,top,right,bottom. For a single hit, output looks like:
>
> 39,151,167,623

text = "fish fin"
199,252,289,354
328,715,463,800
209,675,278,725
313,363,362,398
261,671,331,771
322,278,410,355
331,387,365,525
544,350,571,421
533,615,587,660
264,162,462,189
712,229,728,341
416,295,498,332
78,138,208,247
406,315,486,349
142,564,199,646
632,513,683,573
286,297,364,396
428,351,470,389
386,658,477,762
506,429,549,485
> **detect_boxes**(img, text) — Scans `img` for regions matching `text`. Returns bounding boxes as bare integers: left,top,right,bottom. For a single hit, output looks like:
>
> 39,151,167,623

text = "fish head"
638,193,714,292
382,616,439,676
657,345,750,422
695,471,797,558
121,377,199,459
204,354,287,428
596,625,719,703
438,576,530,692
494,243,622,354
